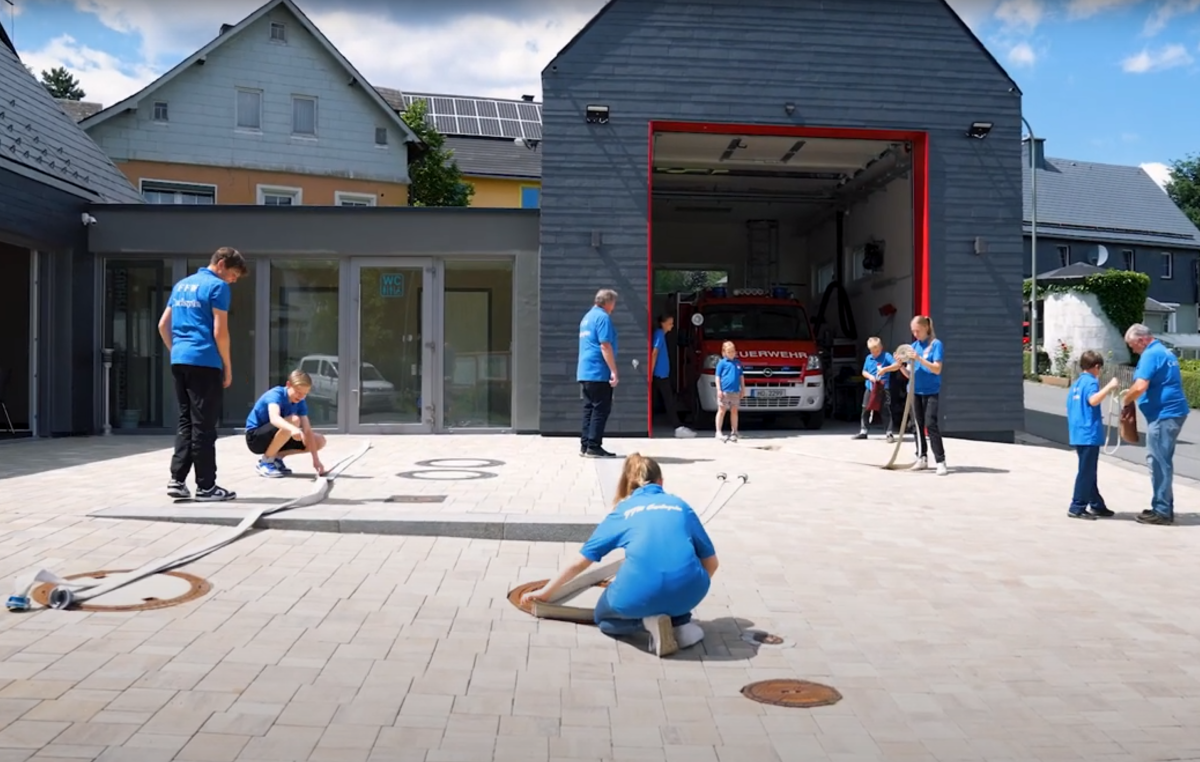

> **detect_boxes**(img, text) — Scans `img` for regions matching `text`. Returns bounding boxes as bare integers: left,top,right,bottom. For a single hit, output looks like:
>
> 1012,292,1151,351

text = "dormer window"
270,22,286,42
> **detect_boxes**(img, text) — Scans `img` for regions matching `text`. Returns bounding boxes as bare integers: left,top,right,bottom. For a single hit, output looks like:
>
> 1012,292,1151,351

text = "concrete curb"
89,507,599,542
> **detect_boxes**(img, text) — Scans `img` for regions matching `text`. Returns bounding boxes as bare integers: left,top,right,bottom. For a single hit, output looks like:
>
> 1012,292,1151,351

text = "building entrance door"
347,258,437,434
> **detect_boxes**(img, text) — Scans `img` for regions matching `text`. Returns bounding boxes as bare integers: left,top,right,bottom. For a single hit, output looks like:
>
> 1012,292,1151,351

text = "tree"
1166,154,1200,229
40,66,86,100
399,98,474,207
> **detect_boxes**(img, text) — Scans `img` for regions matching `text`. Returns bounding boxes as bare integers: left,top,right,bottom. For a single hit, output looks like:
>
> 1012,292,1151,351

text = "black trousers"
580,381,614,450
170,364,224,489
911,393,945,463
652,376,682,428
859,387,894,433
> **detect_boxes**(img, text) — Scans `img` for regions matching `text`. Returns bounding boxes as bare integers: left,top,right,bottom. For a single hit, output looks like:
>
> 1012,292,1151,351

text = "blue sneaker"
273,458,293,476
256,459,284,478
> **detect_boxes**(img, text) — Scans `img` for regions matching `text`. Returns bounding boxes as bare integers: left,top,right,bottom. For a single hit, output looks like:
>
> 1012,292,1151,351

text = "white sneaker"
675,621,705,649
715,431,724,441
936,462,948,476
674,426,696,439
729,433,739,443
910,457,927,472
643,615,679,657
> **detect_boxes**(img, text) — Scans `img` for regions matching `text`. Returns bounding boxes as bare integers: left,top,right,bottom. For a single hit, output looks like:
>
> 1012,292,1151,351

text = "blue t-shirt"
577,305,617,382
1067,373,1103,446
715,357,744,393
912,337,943,395
580,484,715,619
652,328,670,379
863,351,895,391
1134,339,1190,423
169,268,231,369
245,386,310,430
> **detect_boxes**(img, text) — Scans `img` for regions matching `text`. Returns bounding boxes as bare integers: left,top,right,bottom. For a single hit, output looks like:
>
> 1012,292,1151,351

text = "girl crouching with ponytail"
522,453,719,657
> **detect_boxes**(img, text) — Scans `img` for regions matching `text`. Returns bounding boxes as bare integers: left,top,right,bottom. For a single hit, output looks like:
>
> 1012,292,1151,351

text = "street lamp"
1023,116,1038,371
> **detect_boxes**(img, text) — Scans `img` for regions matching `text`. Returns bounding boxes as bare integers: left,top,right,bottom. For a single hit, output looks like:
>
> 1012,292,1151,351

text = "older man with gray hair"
1123,323,1189,525
577,288,620,458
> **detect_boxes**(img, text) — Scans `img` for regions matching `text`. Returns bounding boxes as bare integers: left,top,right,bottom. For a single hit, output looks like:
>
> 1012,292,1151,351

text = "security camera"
81,213,97,226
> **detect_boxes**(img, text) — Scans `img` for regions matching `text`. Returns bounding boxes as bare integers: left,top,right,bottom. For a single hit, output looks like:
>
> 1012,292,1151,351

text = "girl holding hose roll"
521,453,719,657
880,315,947,475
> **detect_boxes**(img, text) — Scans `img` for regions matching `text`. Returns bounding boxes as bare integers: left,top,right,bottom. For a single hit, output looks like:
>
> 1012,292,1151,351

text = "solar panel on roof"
399,94,542,139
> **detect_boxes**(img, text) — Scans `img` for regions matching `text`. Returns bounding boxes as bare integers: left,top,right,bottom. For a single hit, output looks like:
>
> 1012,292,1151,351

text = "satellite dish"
1093,245,1109,267
691,313,704,326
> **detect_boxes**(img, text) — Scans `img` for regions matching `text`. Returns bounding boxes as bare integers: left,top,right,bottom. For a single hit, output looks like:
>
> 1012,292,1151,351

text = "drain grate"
746,631,785,645
384,495,447,503
741,679,842,708
31,570,211,613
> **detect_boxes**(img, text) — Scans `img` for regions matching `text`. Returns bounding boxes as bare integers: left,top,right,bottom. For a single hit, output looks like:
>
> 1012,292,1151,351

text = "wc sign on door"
380,272,405,298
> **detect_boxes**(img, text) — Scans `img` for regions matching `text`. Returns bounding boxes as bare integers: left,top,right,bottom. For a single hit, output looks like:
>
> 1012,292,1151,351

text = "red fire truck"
665,286,825,429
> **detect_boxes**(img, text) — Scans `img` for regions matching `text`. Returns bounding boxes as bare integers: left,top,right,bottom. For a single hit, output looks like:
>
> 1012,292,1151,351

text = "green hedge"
1023,349,1050,378
1182,371,1200,409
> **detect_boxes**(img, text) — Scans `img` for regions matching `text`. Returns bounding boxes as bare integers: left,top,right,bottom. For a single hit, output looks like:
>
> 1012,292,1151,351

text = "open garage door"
649,124,925,432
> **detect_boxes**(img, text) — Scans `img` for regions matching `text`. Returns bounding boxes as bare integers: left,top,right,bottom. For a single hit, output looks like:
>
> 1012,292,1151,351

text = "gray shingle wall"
540,0,1025,439
0,41,142,204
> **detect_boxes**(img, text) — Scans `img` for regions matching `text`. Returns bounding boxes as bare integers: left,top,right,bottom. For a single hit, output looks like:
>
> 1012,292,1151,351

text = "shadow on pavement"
1107,512,1200,527
663,617,769,662
0,435,176,481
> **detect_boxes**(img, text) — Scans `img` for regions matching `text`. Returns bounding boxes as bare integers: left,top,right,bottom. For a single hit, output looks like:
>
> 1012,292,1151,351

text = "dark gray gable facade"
539,0,1025,439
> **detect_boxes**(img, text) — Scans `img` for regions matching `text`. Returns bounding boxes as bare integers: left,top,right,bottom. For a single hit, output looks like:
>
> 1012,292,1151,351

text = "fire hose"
882,343,918,471
7,442,373,612
1105,388,1139,456
527,470,749,622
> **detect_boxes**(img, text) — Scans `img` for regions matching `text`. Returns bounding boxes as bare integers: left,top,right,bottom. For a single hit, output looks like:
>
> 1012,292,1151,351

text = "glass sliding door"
268,259,340,427
348,258,434,433
442,260,513,429
103,259,173,430
187,257,257,428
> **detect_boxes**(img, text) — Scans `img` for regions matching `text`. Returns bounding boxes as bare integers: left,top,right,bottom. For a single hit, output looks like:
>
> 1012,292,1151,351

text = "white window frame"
235,88,263,132
1056,244,1070,267
291,95,317,138
151,101,168,123
374,127,388,148
334,191,377,207
1162,251,1174,279
139,178,217,204
270,22,287,42
256,184,302,206
1122,249,1135,270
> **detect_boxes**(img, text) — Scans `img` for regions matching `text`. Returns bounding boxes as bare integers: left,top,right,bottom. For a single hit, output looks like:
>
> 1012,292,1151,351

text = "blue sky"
2,0,1197,184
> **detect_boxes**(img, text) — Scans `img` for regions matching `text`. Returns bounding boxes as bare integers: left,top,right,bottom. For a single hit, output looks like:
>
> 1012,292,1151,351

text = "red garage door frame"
646,120,931,437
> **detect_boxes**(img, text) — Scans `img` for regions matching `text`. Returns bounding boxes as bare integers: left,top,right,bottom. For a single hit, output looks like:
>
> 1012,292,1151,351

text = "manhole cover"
741,679,842,708
31,570,211,612
507,578,609,619
415,458,505,469
384,495,447,503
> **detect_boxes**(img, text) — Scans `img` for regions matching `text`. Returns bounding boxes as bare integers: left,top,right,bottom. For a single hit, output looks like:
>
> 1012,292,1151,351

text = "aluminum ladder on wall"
746,220,779,288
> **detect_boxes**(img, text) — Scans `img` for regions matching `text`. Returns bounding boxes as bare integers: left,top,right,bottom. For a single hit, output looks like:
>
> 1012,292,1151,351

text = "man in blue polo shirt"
157,247,247,502
578,289,620,458
1122,323,1190,525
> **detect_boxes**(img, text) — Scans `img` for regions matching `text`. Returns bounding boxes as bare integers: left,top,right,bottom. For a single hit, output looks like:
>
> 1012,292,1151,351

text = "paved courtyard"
1,427,1200,761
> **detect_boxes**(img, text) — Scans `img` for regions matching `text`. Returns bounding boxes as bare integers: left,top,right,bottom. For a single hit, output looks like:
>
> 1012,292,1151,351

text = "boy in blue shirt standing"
244,370,327,478
853,337,895,442
651,314,696,438
1066,351,1120,520
714,341,745,442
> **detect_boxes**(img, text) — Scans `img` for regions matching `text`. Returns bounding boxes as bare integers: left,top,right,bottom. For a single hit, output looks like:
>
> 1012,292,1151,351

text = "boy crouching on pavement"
854,337,895,442
245,370,327,478
1066,350,1119,520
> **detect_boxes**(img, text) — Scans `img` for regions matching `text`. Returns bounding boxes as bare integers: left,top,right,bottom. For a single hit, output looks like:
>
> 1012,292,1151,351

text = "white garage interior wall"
651,133,914,358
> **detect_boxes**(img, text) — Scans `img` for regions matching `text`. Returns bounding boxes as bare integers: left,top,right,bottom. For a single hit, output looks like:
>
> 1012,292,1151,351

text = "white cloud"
1141,161,1172,190
1066,0,1141,18
1144,0,1200,35
1121,43,1193,72
1006,41,1037,66
994,0,1045,29
18,34,159,106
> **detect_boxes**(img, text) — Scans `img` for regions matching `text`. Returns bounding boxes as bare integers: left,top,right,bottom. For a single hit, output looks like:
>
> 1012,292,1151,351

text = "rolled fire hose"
882,343,918,471
531,471,748,618
7,442,373,612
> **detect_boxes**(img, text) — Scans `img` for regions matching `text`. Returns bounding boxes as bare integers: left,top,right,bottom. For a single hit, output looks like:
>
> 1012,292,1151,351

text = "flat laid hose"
7,442,373,612
533,471,748,616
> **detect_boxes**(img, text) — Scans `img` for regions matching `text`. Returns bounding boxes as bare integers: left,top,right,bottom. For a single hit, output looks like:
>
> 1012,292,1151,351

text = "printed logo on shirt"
622,503,684,520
